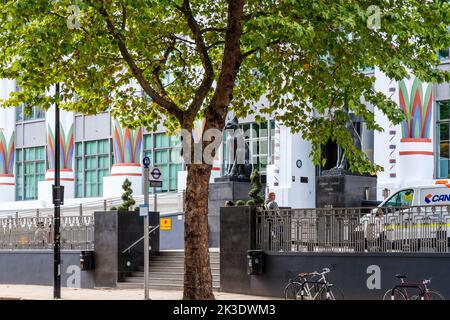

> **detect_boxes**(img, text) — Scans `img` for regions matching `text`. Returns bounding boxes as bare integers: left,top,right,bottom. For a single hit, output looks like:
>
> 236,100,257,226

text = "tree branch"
201,27,228,33
241,40,281,60
207,41,225,50
178,0,215,118
121,2,126,30
207,0,245,129
152,37,176,95
97,1,183,121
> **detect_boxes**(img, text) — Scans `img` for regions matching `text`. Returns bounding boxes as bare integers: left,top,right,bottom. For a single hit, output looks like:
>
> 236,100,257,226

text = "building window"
143,133,183,193
15,105,45,122
16,146,46,200
437,101,450,178
75,139,111,198
75,142,83,198
221,120,275,176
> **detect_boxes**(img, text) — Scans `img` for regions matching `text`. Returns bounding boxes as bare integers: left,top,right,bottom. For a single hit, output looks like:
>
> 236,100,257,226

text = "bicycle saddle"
395,274,407,279
297,272,310,278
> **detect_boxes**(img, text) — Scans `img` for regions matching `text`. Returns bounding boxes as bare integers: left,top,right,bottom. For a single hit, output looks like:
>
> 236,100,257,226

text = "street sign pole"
143,158,150,300
53,82,61,299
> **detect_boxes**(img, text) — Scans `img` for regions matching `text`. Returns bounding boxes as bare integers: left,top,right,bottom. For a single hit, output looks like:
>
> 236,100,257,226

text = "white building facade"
0,56,450,213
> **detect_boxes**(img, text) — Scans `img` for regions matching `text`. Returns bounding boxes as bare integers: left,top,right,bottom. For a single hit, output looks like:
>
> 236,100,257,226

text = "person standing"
265,192,279,210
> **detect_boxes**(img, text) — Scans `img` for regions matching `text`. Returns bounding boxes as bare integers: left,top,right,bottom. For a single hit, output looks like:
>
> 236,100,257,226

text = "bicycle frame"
298,270,332,300
390,284,425,300
390,277,430,300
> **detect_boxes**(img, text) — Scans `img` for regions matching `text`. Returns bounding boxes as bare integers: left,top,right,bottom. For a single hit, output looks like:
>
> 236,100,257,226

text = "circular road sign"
151,167,162,180
143,156,151,168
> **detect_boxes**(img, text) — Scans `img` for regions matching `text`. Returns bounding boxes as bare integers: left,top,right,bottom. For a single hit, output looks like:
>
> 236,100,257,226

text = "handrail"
122,225,160,254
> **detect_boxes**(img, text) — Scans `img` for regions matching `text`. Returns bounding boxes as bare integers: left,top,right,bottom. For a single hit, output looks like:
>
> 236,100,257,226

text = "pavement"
0,285,279,300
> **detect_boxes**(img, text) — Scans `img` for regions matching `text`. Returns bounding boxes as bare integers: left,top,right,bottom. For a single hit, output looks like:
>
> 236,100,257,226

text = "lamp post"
53,83,62,299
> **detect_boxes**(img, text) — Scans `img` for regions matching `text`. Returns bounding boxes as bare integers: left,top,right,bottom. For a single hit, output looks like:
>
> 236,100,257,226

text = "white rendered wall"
374,68,435,200
103,175,142,199
266,124,315,208
0,79,17,202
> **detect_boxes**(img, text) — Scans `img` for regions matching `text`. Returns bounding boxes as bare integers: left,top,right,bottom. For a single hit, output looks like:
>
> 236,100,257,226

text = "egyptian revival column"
103,119,143,198
39,105,75,202
397,77,434,185
0,79,16,202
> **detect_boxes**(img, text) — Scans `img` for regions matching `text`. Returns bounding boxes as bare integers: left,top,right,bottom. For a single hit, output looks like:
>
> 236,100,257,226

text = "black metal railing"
256,205,450,253
0,215,94,250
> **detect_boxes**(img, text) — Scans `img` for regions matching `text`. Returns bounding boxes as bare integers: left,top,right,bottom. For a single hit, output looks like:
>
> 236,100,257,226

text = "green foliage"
3,3,450,298
118,178,136,211
248,170,264,206
110,206,117,211
0,1,449,173
246,199,256,206
235,200,245,206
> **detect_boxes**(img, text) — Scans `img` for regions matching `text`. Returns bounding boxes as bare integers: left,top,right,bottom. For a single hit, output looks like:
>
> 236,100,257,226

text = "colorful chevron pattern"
192,118,206,144
0,131,15,175
112,120,142,164
47,124,74,170
399,78,433,139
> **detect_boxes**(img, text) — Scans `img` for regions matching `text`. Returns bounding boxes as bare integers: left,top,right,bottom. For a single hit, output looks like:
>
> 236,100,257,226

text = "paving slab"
0,285,280,300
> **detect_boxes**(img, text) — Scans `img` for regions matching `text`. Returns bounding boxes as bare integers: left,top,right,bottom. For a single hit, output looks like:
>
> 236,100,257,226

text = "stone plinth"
316,174,377,208
208,179,252,247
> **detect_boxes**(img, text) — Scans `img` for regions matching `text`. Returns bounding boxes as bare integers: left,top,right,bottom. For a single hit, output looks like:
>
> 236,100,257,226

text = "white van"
378,180,450,207
359,180,450,249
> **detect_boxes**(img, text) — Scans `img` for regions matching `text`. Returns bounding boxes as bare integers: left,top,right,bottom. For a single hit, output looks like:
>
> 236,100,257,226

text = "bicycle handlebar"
310,268,330,276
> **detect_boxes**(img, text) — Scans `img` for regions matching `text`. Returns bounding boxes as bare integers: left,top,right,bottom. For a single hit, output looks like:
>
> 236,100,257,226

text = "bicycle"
284,267,345,300
382,274,444,300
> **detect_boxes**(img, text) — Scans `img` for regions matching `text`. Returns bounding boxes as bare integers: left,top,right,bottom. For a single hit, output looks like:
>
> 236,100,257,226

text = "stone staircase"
118,250,220,290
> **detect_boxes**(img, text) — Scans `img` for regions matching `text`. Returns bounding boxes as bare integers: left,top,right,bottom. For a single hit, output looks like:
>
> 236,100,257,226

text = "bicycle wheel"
284,282,304,300
417,290,445,300
382,288,407,300
318,285,345,300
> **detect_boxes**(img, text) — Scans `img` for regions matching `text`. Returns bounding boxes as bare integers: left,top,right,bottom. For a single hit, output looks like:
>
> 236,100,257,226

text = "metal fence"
256,205,450,253
0,192,185,218
0,214,94,250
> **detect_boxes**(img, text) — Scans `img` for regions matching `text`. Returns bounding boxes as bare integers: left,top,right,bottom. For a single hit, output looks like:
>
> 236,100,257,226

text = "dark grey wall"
220,206,450,300
220,206,256,294
94,211,160,287
0,250,95,288
94,211,118,287
249,252,450,299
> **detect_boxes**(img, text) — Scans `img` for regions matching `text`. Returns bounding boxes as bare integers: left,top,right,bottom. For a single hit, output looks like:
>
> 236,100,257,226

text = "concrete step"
151,255,220,260
117,282,221,291
132,271,220,280
143,267,220,274
149,263,220,269
124,277,221,287
125,275,221,283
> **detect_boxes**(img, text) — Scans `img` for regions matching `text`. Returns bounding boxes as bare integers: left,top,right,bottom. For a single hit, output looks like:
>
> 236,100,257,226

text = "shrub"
248,170,264,206
118,178,136,211
235,200,245,206
246,199,256,206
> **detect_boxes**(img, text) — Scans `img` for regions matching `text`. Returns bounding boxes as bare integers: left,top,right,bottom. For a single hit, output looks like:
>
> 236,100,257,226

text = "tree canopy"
2,0,450,300
1,1,449,172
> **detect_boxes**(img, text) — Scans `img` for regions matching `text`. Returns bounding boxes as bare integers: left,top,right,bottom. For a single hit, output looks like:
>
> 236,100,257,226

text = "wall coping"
263,251,450,258
0,250,91,254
